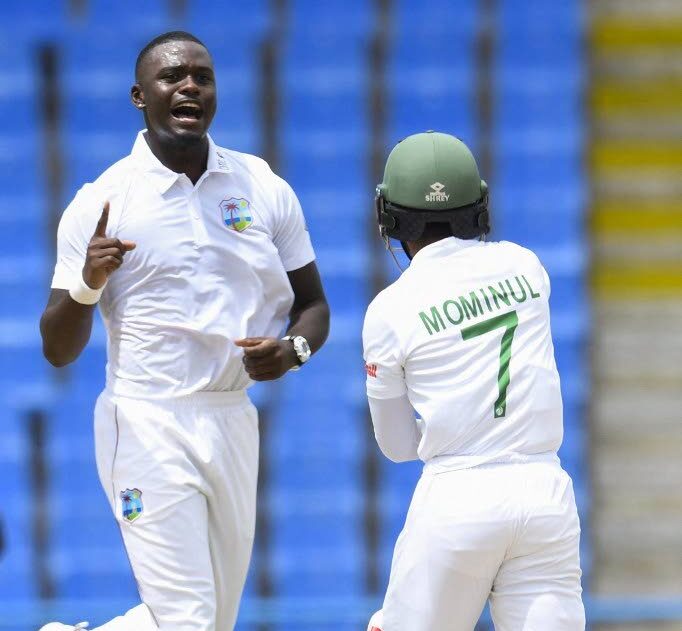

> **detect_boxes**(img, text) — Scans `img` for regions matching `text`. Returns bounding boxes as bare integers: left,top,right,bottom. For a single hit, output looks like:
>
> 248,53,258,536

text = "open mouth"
171,102,203,122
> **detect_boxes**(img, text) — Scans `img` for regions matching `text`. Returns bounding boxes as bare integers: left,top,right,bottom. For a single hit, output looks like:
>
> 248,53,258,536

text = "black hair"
135,31,208,80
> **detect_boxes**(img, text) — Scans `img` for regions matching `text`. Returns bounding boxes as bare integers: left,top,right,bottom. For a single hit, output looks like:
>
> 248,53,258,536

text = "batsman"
364,132,585,630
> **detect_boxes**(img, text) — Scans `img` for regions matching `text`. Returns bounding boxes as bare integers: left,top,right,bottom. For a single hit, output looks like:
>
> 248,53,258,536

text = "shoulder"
364,280,403,330
60,156,136,225
217,145,296,196
488,239,550,292
216,146,277,180
80,155,138,203
481,239,545,269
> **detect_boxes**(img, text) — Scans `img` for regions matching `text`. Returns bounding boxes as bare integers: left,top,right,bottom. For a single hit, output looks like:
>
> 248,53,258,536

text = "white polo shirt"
363,237,563,470
52,131,315,399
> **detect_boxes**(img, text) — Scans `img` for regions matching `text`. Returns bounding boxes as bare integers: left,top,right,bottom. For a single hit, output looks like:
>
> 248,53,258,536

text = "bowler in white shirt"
40,30,329,631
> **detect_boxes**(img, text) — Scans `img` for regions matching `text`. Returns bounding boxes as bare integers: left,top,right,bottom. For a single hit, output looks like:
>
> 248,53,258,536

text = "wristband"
69,275,106,305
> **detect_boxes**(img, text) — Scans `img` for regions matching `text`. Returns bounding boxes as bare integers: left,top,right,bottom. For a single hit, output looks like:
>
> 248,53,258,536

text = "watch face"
293,336,311,362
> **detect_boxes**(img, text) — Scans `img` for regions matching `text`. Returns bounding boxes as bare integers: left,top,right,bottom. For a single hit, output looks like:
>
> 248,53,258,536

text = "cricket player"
38,31,329,631
363,132,584,630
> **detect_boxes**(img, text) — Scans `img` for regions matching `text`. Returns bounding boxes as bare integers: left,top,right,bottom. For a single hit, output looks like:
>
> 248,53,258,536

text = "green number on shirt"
461,310,518,419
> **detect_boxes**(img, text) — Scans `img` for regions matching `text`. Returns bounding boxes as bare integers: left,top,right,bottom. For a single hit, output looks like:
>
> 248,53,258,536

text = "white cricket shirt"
52,131,315,399
363,237,563,470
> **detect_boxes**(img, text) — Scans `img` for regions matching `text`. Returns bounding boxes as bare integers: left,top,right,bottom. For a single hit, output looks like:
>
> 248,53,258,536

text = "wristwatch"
282,335,311,371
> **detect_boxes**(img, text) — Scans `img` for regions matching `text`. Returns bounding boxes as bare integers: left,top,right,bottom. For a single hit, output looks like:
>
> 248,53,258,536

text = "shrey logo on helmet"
426,182,450,202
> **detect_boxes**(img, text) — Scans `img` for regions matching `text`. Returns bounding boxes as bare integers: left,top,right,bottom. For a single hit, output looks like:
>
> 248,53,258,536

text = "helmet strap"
400,241,414,260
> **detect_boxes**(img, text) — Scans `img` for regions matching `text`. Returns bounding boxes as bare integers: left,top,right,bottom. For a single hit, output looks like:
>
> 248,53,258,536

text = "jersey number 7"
461,310,518,419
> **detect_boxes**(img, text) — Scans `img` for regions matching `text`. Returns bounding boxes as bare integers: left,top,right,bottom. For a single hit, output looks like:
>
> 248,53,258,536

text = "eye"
197,73,214,85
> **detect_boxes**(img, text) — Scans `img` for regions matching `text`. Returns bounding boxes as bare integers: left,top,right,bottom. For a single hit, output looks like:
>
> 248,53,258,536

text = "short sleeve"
362,300,407,399
51,185,98,290
272,176,315,271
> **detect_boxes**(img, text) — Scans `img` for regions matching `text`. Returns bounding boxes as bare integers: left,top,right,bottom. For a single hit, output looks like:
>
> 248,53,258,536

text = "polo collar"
131,130,233,194
410,236,483,264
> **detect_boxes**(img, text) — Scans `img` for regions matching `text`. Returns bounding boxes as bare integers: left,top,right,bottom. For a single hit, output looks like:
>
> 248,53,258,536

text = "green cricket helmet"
375,131,490,244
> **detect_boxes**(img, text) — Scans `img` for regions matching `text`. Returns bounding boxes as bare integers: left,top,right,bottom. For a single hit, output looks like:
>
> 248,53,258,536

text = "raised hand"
235,337,298,381
83,201,136,289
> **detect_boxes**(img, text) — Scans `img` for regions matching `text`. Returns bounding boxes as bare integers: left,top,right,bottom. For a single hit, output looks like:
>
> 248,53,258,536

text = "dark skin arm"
40,289,96,367
40,202,136,367
236,261,330,381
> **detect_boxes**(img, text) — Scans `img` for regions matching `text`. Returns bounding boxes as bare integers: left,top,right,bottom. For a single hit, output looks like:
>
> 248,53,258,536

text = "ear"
131,83,145,109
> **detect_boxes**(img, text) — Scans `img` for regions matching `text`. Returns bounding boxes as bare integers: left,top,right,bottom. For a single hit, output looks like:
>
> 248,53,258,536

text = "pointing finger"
95,201,110,237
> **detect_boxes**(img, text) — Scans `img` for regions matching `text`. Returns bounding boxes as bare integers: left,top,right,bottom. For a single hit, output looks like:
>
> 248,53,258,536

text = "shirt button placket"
189,189,208,248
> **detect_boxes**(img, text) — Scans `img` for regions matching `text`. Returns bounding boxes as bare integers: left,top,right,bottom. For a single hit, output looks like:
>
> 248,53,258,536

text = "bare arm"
40,201,136,367
40,289,96,367
284,261,330,355
236,260,330,381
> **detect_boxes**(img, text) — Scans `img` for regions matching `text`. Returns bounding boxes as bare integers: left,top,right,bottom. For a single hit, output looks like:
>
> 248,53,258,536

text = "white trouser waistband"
104,388,249,408
423,451,560,475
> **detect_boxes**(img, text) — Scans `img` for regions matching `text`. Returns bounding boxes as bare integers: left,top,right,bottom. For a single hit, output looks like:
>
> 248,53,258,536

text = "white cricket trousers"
93,389,259,631
381,459,585,631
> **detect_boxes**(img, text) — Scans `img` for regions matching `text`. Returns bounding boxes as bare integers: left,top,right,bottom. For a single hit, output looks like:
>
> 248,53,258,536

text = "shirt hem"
282,252,315,272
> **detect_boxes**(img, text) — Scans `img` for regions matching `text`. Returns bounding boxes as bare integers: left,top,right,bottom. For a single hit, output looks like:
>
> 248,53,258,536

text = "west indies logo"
120,488,143,523
220,198,253,232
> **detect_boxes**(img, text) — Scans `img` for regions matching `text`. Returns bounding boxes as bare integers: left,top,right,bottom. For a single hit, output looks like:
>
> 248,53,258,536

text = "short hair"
135,31,208,80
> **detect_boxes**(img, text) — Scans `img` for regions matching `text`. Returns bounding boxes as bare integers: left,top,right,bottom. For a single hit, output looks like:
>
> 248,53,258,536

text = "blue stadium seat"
52,544,138,599
499,0,583,33
270,533,364,597
0,201,48,258
386,28,476,143
0,132,43,192
268,483,364,596
0,92,37,135
281,138,369,191
393,0,478,36
63,132,135,199
278,343,366,405
0,411,36,598
495,92,583,130
280,32,369,190
0,346,50,390
0,0,69,38
289,0,376,38
186,0,270,39
75,1,172,37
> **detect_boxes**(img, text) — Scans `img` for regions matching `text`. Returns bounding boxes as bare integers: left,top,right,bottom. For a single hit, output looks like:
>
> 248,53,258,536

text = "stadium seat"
185,0,270,40
76,0,172,37
289,0,376,39
387,45,476,143
0,0,69,39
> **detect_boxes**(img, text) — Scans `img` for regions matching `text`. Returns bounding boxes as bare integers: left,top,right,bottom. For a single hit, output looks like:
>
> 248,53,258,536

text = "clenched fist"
235,337,298,381
83,201,136,289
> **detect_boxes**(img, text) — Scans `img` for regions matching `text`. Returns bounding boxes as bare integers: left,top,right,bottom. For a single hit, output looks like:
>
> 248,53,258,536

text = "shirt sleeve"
362,301,407,399
51,185,99,290
272,176,315,272
368,394,420,462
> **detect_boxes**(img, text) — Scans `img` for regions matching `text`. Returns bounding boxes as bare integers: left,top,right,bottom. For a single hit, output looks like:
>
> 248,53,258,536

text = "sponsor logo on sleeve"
365,362,378,378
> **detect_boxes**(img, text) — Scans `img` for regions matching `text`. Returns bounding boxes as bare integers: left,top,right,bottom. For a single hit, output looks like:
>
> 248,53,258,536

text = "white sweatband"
69,275,105,305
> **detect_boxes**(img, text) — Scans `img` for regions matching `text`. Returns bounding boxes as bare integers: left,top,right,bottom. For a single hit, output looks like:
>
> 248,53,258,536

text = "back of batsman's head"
376,131,490,243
